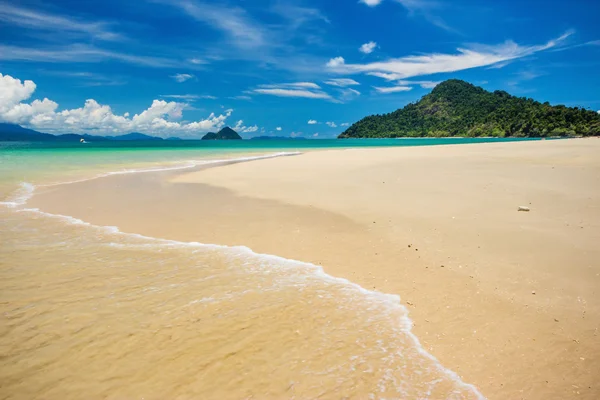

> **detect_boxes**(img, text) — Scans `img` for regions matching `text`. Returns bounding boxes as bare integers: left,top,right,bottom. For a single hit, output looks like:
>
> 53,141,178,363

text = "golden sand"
16,138,600,399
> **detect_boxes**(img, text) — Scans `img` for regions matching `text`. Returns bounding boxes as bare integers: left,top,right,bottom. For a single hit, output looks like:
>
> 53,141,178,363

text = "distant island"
201,127,241,140
0,123,178,142
0,123,245,142
339,79,600,138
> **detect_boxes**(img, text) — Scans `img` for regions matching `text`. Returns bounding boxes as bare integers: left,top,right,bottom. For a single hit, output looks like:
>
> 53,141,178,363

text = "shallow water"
0,140,491,399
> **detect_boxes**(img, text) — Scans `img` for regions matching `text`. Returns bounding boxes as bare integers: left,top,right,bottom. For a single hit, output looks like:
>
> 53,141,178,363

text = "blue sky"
0,0,599,138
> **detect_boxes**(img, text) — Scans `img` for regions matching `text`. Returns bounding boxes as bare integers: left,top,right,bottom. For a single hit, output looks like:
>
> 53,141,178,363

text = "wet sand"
29,138,600,399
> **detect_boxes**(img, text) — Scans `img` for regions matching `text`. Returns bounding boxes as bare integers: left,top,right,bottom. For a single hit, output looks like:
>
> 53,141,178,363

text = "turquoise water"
0,137,541,200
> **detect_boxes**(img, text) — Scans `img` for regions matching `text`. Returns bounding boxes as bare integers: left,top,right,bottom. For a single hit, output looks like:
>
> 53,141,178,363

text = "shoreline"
1,158,485,399
23,138,600,399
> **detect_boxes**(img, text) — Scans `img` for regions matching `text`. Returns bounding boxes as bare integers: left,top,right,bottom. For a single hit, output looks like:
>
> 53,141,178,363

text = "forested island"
339,80,600,138
201,127,242,140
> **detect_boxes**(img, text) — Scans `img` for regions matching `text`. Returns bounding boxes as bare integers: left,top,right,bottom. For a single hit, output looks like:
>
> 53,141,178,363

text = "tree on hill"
339,80,600,138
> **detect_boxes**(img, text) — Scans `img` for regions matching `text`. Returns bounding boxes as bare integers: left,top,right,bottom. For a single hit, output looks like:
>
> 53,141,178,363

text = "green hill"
339,80,600,138
201,127,242,140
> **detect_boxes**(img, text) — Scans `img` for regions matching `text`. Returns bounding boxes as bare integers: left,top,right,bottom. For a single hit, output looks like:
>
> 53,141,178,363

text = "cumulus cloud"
312,133,319,137
276,126,282,131
326,57,345,68
171,73,195,83
340,122,350,126
307,119,318,124
234,120,259,133
0,72,235,138
328,31,573,80
373,85,413,93
324,78,360,87
326,121,337,128
359,41,377,54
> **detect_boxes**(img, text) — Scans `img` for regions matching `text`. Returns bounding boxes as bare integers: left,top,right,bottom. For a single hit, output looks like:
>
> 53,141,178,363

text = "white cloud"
337,88,361,102
288,82,321,89
270,2,329,29
0,73,37,106
326,122,337,128
167,1,266,49
406,80,440,88
253,88,332,100
373,86,413,93
233,120,259,133
324,78,360,87
161,94,216,100
0,72,233,138
341,122,350,126
359,41,377,54
0,44,178,68
326,57,345,68
308,119,318,124
276,126,282,131
252,82,331,100
312,133,319,137
0,4,122,41
367,72,403,81
189,58,209,65
366,74,441,89
259,82,321,90
229,95,252,100
171,73,194,83
359,0,383,6
328,31,573,80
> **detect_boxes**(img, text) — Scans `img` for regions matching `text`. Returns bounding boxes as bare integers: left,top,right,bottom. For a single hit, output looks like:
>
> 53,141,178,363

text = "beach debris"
408,244,411,248
532,290,536,295
440,265,445,268
406,301,414,306
518,206,531,212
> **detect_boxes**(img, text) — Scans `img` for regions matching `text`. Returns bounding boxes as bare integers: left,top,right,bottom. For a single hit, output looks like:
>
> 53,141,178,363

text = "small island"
201,127,242,140
339,79,600,138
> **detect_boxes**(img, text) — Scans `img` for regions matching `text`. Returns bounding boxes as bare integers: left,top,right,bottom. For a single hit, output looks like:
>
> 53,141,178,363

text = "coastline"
20,138,600,399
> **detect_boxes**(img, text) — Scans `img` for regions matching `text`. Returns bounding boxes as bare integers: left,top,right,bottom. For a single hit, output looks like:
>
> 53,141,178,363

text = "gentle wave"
1,151,485,399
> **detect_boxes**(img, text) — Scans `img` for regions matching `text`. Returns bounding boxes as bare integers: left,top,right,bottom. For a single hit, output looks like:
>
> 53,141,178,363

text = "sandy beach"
27,138,600,399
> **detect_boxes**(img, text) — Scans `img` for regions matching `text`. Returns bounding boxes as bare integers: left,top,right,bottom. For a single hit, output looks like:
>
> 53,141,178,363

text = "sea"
0,138,535,399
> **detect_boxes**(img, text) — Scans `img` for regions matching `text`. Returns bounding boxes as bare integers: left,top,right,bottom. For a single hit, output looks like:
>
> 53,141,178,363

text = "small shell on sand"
518,206,531,212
